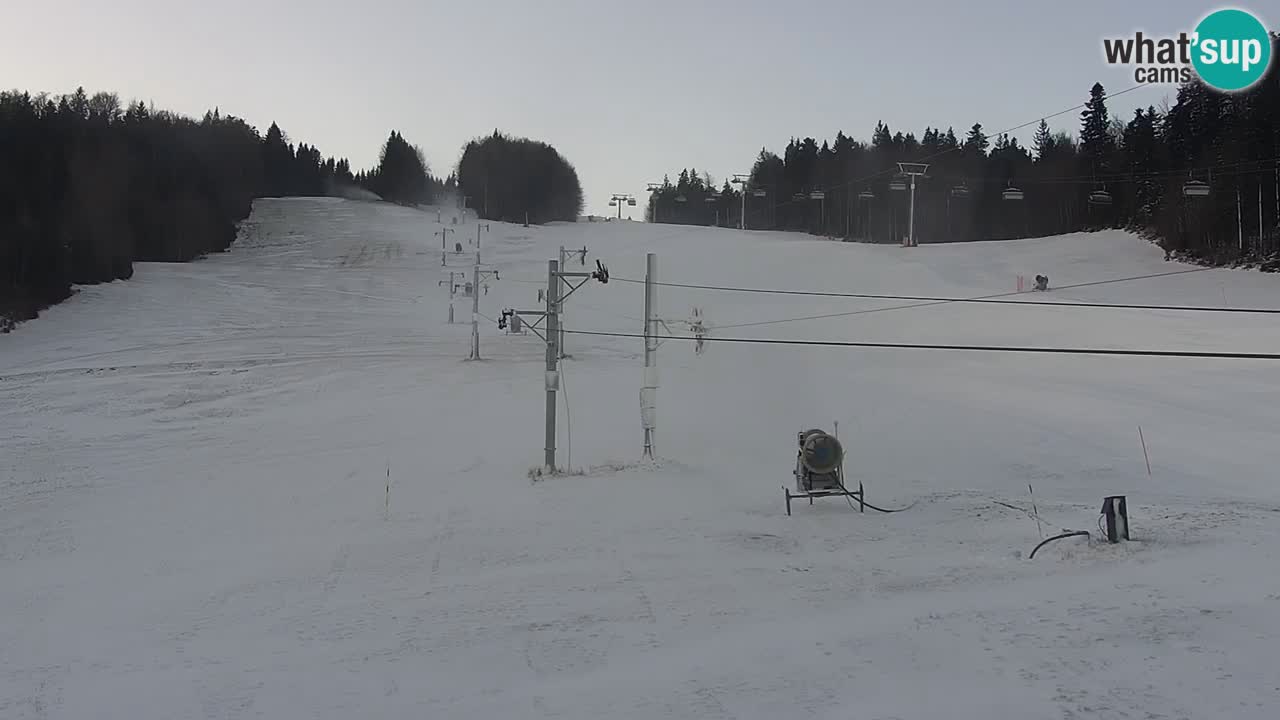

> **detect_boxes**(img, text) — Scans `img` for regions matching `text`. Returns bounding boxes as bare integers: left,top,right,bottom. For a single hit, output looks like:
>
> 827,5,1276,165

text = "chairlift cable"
558,328,1280,361
611,267,1280,326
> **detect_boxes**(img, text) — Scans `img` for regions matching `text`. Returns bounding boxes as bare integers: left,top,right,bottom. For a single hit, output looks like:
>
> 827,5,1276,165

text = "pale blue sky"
5,1,1268,216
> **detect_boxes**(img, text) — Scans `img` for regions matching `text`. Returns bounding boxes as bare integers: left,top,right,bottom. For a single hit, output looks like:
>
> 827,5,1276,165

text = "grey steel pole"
1238,187,1243,251
470,252,481,359
643,253,654,372
558,246,567,359
908,175,917,247
642,253,656,458
740,189,746,230
447,270,457,324
545,260,560,471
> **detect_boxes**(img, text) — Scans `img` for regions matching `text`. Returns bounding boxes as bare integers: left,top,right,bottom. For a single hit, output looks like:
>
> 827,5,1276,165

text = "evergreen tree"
261,122,293,197
963,123,989,156
1122,107,1161,227
365,130,432,206
1032,119,1053,160
456,130,582,224
872,122,893,149
1079,82,1115,170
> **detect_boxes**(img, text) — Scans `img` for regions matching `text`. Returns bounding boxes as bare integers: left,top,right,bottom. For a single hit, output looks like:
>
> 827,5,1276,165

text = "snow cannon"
785,427,864,516
799,429,843,481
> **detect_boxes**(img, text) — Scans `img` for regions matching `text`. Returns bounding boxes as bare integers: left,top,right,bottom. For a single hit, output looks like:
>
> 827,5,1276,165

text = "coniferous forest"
456,131,584,225
1,90,587,330
649,34,1280,269
6,49,1275,330
0,88,467,329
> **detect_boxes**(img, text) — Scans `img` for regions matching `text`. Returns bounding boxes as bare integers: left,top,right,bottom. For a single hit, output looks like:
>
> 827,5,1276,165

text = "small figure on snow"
1033,274,1049,292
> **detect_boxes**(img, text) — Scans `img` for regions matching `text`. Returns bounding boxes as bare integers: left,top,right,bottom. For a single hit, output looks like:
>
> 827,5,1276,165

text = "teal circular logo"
1191,8,1272,91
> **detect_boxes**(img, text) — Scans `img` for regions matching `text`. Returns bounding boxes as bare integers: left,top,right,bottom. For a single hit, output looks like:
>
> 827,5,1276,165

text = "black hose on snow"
1029,530,1092,559
860,499,918,514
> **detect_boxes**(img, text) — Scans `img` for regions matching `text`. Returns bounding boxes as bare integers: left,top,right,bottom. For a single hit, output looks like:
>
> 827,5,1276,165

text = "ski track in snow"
3,196,1280,719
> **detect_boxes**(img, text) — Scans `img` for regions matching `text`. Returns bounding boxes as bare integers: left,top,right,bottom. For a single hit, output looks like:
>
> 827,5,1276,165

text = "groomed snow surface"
3,197,1279,719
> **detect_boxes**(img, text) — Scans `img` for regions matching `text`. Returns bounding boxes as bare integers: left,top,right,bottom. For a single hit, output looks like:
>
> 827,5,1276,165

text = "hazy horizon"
5,0,1268,217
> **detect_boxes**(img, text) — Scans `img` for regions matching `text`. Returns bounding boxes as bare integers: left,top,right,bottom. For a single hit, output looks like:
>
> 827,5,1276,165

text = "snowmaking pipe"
856,499,918,514
1028,531,1092,559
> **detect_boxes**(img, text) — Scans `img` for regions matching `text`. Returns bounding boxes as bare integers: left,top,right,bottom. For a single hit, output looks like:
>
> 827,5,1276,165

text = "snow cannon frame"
784,425,865,516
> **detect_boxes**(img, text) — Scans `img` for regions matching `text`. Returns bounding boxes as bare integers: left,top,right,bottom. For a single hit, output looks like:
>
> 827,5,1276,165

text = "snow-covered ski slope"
4,197,1279,719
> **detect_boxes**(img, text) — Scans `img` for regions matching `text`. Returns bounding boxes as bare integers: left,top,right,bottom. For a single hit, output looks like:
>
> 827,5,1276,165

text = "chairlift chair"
951,184,970,198
1002,186,1024,201
676,195,688,203
858,189,875,200
1088,189,1113,205
1182,180,1210,198
627,198,637,206
753,189,767,197
809,190,826,200
889,179,907,192
608,200,617,207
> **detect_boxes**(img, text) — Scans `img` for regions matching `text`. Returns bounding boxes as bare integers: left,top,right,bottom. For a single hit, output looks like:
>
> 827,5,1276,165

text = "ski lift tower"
645,183,662,223
730,174,750,229
897,162,929,247
611,193,637,220
497,258,611,472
